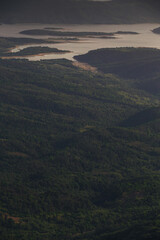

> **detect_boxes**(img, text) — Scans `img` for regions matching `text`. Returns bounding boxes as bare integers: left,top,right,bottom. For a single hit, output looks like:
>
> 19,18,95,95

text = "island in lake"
7,47,70,57
0,37,72,59
20,29,115,37
20,29,139,38
152,26,160,34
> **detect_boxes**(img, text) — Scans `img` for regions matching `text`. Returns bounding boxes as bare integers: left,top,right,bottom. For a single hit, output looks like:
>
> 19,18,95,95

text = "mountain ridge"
1,0,160,24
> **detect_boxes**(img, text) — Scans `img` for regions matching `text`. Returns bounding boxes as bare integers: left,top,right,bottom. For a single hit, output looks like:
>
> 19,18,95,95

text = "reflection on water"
1,23,160,61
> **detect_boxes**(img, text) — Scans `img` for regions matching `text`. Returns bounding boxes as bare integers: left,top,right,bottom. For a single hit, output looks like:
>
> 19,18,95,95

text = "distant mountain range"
1,0,160,24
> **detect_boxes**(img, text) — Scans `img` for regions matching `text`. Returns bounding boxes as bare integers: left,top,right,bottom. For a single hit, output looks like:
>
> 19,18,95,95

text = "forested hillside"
0,46,160,239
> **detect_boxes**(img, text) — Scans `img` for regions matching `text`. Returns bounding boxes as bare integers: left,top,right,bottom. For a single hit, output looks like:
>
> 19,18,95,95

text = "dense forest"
0,41,160,239
1,0,160,24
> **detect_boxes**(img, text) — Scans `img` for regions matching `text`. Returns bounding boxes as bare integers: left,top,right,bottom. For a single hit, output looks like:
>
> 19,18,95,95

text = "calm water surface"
1,23,160,61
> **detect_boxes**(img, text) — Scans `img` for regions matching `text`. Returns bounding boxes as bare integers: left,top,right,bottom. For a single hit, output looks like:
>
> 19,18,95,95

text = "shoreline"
1,51,70,59
73,61,98,73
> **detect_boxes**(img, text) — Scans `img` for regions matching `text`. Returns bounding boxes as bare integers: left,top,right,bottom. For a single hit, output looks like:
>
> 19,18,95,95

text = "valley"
0,41,160,239
0,4,160,237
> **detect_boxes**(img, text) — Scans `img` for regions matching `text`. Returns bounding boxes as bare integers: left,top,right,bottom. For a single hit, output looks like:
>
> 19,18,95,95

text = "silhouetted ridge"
1,0,160,23
75,48,160,94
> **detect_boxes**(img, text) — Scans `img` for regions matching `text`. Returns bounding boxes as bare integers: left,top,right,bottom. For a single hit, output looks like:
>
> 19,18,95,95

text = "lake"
1,23,160,61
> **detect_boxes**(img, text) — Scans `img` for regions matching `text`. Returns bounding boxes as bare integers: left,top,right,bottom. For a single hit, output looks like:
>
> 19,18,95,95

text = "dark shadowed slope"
75,47,160,95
